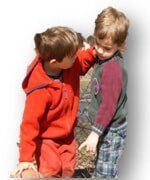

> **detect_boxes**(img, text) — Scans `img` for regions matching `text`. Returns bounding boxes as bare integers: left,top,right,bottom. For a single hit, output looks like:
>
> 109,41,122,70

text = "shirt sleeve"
76,47,96,75
19,89,50,162
92,61,123,135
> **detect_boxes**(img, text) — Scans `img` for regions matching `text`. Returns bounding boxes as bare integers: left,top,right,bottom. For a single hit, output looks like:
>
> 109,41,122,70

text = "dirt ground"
74,122,97,177
73,68,96,178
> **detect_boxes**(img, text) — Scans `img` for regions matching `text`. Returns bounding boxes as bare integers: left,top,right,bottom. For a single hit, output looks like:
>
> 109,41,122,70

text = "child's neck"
43,61,62,76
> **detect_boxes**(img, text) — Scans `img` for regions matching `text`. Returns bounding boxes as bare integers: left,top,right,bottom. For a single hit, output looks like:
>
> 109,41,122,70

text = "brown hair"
95,7,129,45
34,26,84,62
87,35,95,46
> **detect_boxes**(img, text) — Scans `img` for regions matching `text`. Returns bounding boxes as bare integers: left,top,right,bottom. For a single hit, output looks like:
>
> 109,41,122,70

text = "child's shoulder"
102,59,123,76
104,58,121,69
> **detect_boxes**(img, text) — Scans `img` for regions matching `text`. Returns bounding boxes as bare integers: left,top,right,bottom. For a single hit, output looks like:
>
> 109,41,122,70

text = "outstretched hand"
78,131,99,153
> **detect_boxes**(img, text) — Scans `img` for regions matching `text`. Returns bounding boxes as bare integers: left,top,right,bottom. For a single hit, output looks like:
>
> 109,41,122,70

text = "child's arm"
78,131,99,153
76,47,96,75
11,89,50,177
19,89,50,162
91,61,122,134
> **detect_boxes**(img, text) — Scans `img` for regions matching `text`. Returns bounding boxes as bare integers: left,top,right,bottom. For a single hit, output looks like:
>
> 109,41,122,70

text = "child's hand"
81,42,91,50
78,131,99,153
21,169,42,178
10,162,39,178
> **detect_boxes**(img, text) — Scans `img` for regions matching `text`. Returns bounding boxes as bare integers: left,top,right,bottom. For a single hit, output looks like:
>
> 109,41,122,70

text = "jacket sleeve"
76,47,96,75
92,61,122,135
19,89,50,162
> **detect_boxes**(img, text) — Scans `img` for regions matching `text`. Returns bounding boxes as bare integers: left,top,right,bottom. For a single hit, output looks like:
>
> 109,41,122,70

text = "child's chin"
98,56,107,60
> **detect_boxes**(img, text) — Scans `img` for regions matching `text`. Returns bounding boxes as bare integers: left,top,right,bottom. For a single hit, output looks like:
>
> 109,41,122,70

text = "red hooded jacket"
19,48,95,162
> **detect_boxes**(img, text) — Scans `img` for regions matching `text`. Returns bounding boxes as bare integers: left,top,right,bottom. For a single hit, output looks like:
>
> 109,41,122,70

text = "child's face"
95,38,119,60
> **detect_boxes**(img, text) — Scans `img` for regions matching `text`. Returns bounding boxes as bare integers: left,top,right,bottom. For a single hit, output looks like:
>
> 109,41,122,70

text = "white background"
0,0,150,179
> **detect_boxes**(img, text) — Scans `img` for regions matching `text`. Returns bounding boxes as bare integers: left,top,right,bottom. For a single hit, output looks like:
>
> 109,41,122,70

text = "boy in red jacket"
11,26,95,178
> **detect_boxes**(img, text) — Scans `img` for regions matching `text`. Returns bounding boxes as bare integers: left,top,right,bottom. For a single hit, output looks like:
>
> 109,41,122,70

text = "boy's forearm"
77,47,96,75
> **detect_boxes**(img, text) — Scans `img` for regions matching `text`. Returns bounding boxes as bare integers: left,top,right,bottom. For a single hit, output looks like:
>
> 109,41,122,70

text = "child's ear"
49,59,57,64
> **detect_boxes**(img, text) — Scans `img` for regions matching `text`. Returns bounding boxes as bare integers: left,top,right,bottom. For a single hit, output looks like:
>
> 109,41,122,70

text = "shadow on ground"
73,168,94,178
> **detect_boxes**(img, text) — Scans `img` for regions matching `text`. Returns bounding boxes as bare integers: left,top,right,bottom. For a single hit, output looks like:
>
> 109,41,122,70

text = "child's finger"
78,141,87,151
16,168,24,177
15,171,22,178
30,164,38,172
88,145,92,152
39,172,44,178
90,146,96,153
10,168,21,178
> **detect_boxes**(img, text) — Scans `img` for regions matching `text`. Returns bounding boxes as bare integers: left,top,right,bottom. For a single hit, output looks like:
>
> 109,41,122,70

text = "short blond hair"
34,26,84,62
95,7,129,45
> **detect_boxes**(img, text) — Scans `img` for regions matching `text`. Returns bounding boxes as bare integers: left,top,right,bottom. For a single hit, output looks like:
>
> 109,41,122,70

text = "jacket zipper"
62,83,71,136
